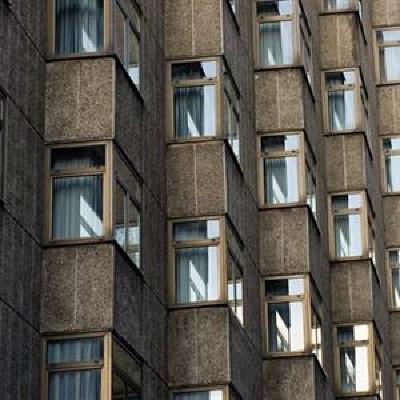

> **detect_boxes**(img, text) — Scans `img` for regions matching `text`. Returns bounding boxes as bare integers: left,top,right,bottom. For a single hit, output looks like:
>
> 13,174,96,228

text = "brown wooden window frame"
45,141,113,244
334,322,381,397
262,275,323,360
374,27,400,85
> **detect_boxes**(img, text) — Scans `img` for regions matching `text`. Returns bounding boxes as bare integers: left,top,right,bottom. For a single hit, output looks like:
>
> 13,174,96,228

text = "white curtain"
48,339,102,400
265,157,298,204
335,214,361,257
381,47,400,81
56,0,104,54
259,21,292,65
175,86,216,138
328,90,355,130
325,0,351,10
176,247,218,303
52,176,103,240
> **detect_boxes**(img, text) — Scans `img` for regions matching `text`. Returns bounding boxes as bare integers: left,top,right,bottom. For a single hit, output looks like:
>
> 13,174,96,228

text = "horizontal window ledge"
259,203,309,211
336,392,381,399
330,256,373,263
319,9,359,16
263,352,316,361
43,237,113,248
255,64,303,72
47,52,113,63
167,137,222,146
168,301,229,311
376,81,400,87
382,192,400,197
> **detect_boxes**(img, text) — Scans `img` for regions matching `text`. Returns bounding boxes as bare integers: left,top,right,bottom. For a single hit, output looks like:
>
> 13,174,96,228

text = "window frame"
262,275,314,357
255,0,301,68
322,68,363,134
257,131,308,208
42,332,112,400
170,386,229,400
395,367,400,400
227,249,244,326
299,1,313,92
166,57,223,142
113,0,141,89
386,248,400,310
381,136,400,194
45,141,113,244
328,191,369,260
47,0,113,57
374,27,400,85
168,216,226,307
114,177,141,268
334,322,380,396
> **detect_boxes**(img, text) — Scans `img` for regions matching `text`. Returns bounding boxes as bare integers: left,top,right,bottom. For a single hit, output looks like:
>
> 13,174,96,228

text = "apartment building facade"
0,0,400,399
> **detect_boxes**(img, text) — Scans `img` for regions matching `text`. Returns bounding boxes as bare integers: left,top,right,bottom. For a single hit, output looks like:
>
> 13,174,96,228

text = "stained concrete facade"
0,0,399,399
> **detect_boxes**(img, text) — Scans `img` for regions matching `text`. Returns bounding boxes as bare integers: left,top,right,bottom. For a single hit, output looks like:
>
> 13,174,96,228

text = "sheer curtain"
53,176,103,239
176,247,218,303
328,90,355,130
175,86,216,137
265,157,298,204
56,0,104,54
48,339,102,400
259,21,292,65
381,47,400,81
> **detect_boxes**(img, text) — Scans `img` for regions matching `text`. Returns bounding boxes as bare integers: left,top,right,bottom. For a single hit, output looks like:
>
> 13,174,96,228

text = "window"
323,0,357,11
264,277,305,353
46,336,106,400
171,219,221,304
256,0,294,66
112,339,141,400
55,0,104,54
396,368,400,400
311,307,322,364
375,351,383,399
171,60,218,139
115,0,141,87
173,390,224,400
376,29,400,83
228,252,243,324
324,70,358,132
388,249,400,308
224,66,240,160
383,137,400,192
361,84,371,148
337,324,370,394
330,193,363,258
228,0,237,14
115,180,141,267
50,145,106,241
306,163,317,218
259,134,300,205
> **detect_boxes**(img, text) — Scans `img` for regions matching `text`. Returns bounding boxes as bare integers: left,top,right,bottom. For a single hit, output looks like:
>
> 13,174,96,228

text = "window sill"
382,192,400,197
167,136,219,145
259,202,308,211
255,64,302,72
336,392,381,399
319,9,358,16
330,255,372,263
377,81,400,87
47,51,112,62
44,237,112,248
168,300,229,311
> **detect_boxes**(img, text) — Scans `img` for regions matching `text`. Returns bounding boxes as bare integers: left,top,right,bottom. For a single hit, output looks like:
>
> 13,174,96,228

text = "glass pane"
265,278,304,297
383,137,400,151
259,21,293,65
113,340,141,392
264,157,299,204
267,302,304,352
52,176,103,240
377,30,400,44
385,154,400,192
115,182,126,250
325,71,355,87
340,346,369,393
354,324,369,341
312,311,322,363
256,0,292,16
332,194,362,210
128,27,140,86
324,0,351,10
127,199,140,267
49,370,101,400
338,324,368,342
174,391,223,400
51,146,105,172
175,247,219,303
328,90,355,131
334,214,362,257
172,61,217,81
48,338,103,364
173,220,219,241
390,250,400,265
115,3,125,64
393,269,400,308
396,369,400,385
261,135,299,153
174,85,216,138
380,47,400,81
55,0,104,54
